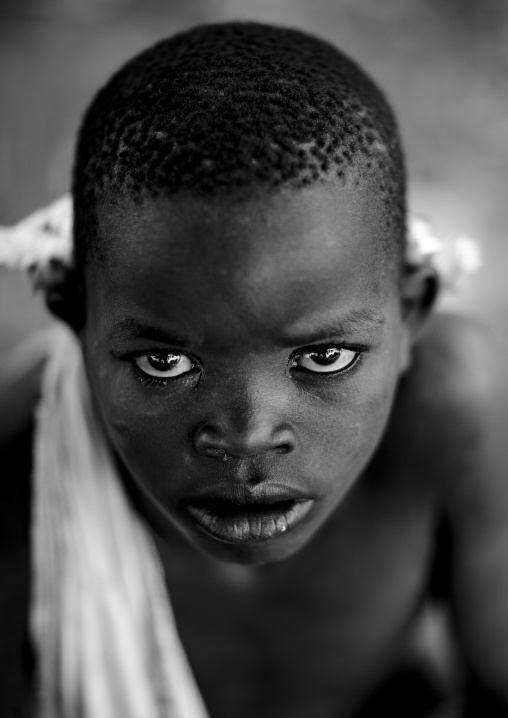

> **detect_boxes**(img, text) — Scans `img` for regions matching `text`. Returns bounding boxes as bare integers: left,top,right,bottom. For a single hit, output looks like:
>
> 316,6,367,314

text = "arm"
435,317,508,715
0,349,42,716
0,426,35,717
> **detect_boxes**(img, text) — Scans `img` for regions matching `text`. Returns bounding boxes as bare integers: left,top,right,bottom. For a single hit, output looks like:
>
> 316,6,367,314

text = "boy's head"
59,23,436,565
72,21,405,274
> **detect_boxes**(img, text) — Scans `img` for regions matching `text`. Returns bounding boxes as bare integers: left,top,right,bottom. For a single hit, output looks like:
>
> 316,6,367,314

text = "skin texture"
83,179,409,565
2,177,508,717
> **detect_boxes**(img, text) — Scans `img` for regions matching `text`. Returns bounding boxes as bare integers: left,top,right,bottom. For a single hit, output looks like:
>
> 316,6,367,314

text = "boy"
2,21,508,718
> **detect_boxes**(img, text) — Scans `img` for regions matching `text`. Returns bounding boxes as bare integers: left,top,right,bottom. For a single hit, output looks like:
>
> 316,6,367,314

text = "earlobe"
397,326,412,374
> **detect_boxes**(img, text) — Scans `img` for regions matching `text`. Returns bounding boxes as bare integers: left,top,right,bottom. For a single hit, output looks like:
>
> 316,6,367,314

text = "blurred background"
1,0,507,353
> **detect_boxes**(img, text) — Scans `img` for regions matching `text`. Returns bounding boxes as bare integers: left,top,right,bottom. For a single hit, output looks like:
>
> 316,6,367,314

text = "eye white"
135,352,194,378
294,347,358,374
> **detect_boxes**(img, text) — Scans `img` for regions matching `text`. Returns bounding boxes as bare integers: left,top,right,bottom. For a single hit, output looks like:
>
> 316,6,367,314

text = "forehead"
90,179,396,342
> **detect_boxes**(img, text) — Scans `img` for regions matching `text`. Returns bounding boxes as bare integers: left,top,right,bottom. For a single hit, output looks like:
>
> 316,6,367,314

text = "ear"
398,264,440,372
33,260,86,332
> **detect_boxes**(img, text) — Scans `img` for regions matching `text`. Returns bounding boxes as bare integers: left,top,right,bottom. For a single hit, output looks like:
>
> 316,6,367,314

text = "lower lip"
186,499,314,544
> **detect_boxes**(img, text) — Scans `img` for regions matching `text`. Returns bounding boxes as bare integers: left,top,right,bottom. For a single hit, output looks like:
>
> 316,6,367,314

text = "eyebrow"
107,308,385,349
281,309,385,346
106,318,195,347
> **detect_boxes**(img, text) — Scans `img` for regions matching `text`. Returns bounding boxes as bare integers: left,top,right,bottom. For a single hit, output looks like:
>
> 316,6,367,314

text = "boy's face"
83,179,409,565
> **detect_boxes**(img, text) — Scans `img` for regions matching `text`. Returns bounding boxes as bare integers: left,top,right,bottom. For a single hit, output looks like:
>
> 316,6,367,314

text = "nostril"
204,446,225,458
202,446,233,461
194,429,230,458
275,443,292,455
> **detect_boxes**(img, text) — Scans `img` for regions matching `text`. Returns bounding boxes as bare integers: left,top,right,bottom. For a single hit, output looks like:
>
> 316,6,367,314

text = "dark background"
1,0,507,352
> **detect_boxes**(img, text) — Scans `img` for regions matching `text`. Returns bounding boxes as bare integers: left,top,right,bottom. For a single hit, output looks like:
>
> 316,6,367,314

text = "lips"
185,485,314,544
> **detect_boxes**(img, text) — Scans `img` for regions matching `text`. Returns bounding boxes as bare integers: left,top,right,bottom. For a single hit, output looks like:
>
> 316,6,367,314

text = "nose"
193,394,295,460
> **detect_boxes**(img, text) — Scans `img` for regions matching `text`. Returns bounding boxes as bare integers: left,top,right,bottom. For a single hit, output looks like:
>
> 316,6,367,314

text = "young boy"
2,21,508,718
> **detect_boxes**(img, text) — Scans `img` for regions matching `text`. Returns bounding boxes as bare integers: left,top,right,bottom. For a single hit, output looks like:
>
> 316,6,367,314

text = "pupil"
310,348,340,365
148,353,180,369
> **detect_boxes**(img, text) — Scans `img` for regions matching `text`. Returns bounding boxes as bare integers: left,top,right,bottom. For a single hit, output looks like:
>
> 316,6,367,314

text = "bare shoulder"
416,311,507,407
398,312,508,468
410,311,508,531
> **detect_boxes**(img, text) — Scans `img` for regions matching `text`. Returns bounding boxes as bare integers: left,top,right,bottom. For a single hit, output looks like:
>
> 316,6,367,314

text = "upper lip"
185,483,310,506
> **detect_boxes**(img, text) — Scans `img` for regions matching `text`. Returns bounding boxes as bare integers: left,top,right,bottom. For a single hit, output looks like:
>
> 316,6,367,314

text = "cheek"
304,350,400,486
85,348,187,484
313,389,394,469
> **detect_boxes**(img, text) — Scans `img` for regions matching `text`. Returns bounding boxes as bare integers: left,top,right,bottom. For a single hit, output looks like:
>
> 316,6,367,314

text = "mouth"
185,488,314,544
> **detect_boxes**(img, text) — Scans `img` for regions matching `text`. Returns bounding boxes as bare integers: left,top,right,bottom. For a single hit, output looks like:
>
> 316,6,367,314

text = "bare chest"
159,487,437,718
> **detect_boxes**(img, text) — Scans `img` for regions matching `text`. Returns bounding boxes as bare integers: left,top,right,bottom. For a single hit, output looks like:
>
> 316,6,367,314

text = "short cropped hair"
72,21,406,270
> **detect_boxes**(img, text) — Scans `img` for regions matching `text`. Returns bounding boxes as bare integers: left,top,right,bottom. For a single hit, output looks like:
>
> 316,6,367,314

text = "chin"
186,525,313,566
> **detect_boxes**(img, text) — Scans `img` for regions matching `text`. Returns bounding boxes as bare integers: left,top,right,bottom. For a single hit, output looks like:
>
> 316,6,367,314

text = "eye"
134,352,195,379
291,346,359,374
